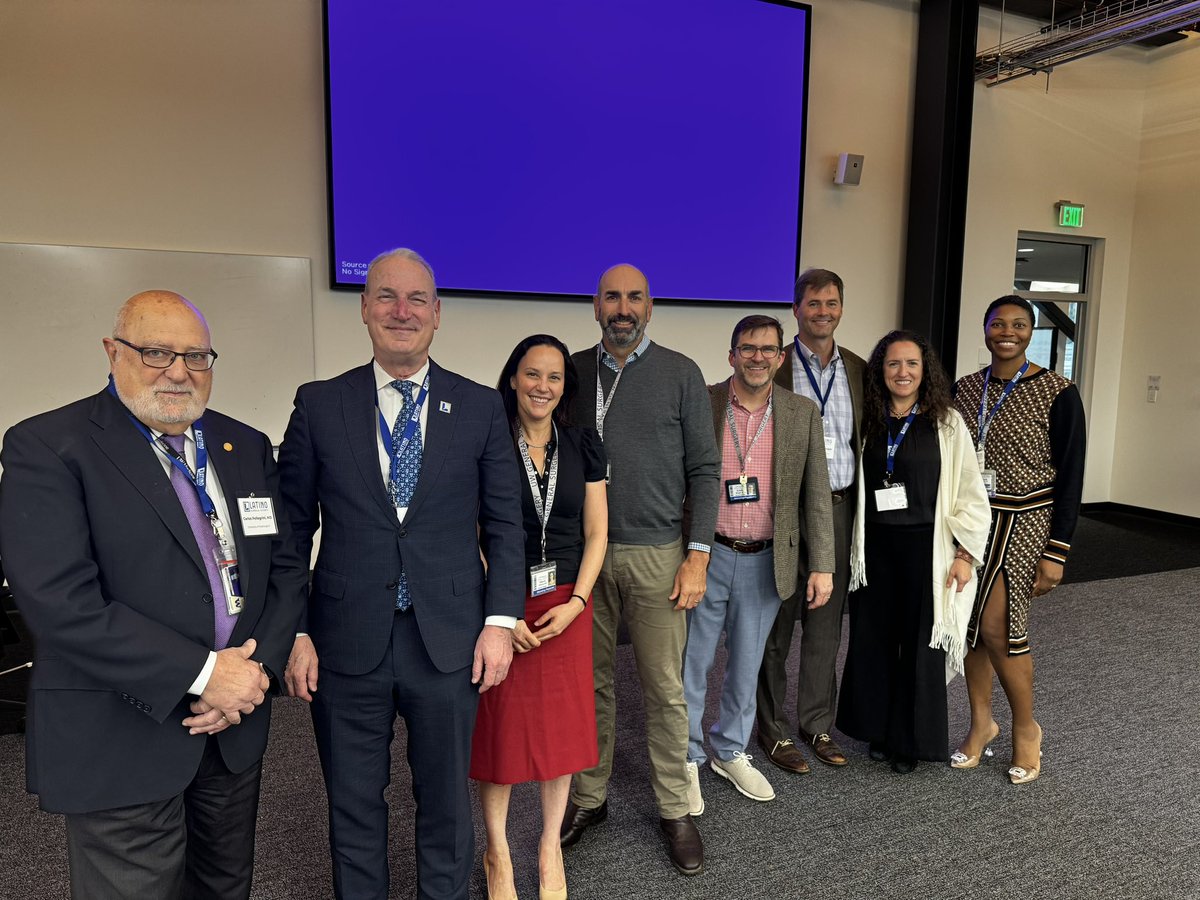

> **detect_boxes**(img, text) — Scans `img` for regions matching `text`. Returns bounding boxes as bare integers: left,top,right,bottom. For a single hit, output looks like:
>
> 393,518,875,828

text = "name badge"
874,483,909,512
981,469,998,497
726,476,760,504
237,495,279,536
530,560,557,597
825,433,837,457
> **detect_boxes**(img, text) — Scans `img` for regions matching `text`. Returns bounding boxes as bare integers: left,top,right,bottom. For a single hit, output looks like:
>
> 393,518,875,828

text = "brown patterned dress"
953,368,1086,654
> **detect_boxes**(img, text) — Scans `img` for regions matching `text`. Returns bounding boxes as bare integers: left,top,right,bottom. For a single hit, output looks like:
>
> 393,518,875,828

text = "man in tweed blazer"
681,315,835,810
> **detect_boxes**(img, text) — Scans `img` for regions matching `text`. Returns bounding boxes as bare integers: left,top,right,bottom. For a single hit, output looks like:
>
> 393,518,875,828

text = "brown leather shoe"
658,815,704,876
560,800,607,848
758,735,810,775
798,728,848,766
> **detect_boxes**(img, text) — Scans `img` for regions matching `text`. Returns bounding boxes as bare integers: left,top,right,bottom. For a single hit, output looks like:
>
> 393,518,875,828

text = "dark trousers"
756,491,853,742
837,522,949,760
311,610,480,900
65,736,261,900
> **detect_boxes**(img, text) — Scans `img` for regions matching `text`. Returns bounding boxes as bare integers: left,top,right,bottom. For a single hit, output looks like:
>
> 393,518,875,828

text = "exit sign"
1057,202,1084,228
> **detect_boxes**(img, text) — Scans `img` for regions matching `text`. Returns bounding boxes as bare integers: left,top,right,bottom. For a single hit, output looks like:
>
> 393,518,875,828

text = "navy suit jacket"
277,360,525,676
0,388,309,814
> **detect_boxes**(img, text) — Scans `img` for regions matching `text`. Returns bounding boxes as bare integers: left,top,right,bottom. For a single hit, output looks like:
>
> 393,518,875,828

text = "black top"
517,424,607,588
864,414,940,526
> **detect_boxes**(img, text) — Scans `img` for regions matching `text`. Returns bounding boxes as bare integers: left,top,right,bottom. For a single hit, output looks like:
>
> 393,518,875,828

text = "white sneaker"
711,751,775,802
685,760,705,816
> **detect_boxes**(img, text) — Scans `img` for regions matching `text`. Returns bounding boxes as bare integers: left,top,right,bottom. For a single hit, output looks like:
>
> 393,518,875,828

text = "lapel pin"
439,401,452,413
223,442,233,451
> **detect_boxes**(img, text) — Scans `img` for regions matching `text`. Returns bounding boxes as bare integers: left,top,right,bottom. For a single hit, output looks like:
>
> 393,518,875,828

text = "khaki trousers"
570,539,690,820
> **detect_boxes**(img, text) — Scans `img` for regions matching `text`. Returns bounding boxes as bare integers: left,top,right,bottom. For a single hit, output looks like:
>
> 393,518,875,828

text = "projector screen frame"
321,0,813,307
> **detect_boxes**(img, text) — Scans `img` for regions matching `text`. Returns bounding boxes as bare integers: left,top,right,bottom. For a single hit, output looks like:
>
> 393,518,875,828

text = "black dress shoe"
659,815,704,876
891,755,917,774
560,800,607,848
869,742,890,762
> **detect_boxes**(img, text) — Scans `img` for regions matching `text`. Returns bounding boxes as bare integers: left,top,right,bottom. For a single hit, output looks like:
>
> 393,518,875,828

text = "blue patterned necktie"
389,379,422,610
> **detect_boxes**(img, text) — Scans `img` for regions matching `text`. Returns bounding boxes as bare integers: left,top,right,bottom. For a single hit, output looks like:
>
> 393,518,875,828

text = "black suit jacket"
0,388,308,814
277,360,525,677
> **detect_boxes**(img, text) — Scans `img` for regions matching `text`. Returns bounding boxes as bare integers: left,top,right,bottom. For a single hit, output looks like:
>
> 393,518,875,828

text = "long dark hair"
863,329,953,442
496,334,578,437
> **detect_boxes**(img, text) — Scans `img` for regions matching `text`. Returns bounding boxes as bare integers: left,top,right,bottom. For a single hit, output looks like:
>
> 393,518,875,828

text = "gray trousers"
756,493,853,742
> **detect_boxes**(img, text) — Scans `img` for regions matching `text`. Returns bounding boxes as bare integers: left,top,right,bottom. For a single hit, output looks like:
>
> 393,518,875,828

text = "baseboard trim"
1081,501,1200,529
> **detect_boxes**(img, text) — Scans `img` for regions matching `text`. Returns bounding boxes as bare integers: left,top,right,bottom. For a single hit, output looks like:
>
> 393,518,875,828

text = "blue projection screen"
325,0,811,304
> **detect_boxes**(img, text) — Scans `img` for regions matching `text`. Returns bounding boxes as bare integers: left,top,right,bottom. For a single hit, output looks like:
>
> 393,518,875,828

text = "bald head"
113,290,209,340
104,290,215,434
594,264,652,357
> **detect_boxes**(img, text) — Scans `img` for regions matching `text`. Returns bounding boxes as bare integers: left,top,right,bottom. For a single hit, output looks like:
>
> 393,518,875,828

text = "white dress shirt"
372,360,516,629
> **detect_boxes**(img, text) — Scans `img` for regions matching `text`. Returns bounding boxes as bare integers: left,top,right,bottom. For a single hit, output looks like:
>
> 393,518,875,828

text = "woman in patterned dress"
951,296,1086,784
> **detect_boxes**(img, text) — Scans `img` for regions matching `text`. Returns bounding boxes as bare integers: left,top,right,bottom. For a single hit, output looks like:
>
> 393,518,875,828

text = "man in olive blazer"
757,267,866,773
682,314,835,811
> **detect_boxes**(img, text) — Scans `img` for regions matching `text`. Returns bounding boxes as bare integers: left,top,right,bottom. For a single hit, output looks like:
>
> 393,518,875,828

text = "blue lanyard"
106,376,216,517
376,374,430,485
976,361,1030,449
794,337,838,416
884,404,919,485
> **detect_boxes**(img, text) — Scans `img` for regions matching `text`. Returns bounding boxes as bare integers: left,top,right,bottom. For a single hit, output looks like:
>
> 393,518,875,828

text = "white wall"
1,0,1196,515
0,0,917,395
1110,36,1200,516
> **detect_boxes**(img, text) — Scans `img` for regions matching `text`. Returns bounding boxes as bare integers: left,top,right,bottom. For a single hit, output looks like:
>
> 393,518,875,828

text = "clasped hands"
511,597,586,654
182,639,269,735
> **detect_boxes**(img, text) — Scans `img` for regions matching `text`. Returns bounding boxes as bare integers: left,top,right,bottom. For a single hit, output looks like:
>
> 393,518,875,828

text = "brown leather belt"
714,534,773,554
831,487,851,502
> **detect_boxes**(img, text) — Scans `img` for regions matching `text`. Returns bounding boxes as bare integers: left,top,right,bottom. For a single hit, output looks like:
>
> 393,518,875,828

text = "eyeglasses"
733,344,782,359
114,338,219,371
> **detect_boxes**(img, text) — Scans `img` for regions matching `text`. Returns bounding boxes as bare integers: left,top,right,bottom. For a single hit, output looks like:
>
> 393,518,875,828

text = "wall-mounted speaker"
834,153,864,185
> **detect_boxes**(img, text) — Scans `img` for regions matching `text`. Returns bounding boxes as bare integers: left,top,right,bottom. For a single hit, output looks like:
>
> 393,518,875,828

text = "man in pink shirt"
681,315,835,810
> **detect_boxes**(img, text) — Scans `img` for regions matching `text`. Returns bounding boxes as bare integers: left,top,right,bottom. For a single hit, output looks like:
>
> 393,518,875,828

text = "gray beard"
602,321,645,348
116,383,206,428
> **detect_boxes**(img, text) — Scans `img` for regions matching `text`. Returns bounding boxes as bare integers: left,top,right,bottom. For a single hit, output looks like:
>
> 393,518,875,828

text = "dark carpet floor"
2,511,1198,899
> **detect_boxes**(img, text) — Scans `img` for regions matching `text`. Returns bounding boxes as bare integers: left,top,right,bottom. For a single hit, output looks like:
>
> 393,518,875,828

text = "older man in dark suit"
278,248,525,900
0,290,308,898
756,268,867,774
682,314,834,812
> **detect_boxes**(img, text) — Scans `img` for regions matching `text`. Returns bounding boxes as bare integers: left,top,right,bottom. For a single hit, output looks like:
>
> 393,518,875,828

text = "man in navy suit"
279,248,525,900
0,290,308,898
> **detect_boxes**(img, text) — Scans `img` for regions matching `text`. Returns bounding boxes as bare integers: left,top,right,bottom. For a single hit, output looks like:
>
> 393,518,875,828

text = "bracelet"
571,593,588,608
954,549,973,563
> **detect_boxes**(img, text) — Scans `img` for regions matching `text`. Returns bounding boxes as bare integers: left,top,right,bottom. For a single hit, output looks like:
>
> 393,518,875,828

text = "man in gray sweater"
559,264,719,876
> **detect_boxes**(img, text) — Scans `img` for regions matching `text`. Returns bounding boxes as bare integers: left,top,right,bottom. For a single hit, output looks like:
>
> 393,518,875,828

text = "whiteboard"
0,242,313,445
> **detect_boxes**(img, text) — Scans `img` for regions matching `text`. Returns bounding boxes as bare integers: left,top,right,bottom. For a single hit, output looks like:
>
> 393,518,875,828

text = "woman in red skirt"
472,335,608,900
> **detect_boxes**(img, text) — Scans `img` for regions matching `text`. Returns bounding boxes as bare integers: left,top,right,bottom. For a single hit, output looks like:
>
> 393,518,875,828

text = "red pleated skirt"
470,583,598,784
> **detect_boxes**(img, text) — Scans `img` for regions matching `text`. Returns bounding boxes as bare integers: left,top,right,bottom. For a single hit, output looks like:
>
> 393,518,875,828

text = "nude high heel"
539,845,567,900
1008,724,1044,785
950,722,1001,769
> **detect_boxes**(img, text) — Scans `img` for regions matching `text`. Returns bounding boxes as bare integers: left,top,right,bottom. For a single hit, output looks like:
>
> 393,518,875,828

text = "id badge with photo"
825,433,837,457
874,482,909,512
981,469,998,497
530,560,557,597
726,476,760,504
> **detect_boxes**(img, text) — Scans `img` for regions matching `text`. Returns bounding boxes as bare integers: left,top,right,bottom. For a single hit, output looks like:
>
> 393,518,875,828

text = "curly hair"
863,329,954,442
